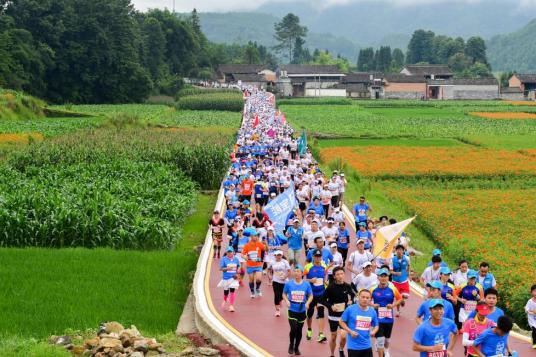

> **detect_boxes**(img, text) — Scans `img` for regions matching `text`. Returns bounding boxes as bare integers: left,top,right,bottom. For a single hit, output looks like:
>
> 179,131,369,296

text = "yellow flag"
373,217,416,259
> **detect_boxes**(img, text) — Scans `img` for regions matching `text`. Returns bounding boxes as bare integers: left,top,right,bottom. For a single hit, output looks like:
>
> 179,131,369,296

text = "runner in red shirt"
240,175,254,202
242,228,266,298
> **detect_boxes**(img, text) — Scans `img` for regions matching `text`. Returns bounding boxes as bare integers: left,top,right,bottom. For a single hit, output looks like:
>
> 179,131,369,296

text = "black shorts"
306,295,325,319
348,348,373,357
376,322,393,339
299,201,306,211
328,318,341,332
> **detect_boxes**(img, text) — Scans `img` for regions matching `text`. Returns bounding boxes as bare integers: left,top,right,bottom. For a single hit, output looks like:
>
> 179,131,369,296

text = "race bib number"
332,303,346,312
276,271,286,280
339,236,347,244
358,209,366,216
427,350,446,357
465,300,477,312
355,316,372,331
248,251,258,261
378,307,393,319
290,290,305,303
213,227,221,233
314,278,324,286
256,194,262,198
226,264,237,274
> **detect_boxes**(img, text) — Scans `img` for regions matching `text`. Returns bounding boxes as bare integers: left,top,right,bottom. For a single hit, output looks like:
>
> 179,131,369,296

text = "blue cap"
467,270,478,279
294,264,304,272
242,200,250,205
243,227,256,237
427,281,443,290
432,249,442,256
440,267,451,275
377,268,390,276
428,299,444,308
358,222,366,227
226,246,234,253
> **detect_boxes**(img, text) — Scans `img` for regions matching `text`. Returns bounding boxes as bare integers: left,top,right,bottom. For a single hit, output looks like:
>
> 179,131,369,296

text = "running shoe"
288,344,294,355
250,293,255,299
306,329,312,340
317,333,327,343
384,349,390,357
228,305,235,312
339,350,345,357
256,289,262,297
275,309,281,317
294,348,301,355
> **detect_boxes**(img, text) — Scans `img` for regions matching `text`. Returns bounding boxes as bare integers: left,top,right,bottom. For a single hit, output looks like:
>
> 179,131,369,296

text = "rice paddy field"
0,95,241,349
284,99,536,328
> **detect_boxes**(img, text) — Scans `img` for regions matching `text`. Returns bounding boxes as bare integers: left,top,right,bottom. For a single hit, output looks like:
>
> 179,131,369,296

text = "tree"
465,36,488,65
391,48,405,71
142,17,167,83
375,46,392,72
406,29,435,64
357,47,375,71
469,62,491,78
242,41,260,64
273,13,307,63
292,37,311,64
448,53,472,73
190,8,202,39
310,50,350,73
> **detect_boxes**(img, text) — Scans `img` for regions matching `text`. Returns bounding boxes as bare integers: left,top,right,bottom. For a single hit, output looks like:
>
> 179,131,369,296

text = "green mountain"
196,12,360,61
487,19,536,72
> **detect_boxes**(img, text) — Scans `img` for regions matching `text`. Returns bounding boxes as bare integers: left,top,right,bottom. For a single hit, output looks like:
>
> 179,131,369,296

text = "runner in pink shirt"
461,302,496,357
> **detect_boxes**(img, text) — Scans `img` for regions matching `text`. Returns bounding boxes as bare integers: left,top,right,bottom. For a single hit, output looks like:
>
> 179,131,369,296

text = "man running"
467,288,504,323
241,228,265,298
347,239,374,288
455,270,484,323
286,218,304,264
323,267,355,357
416,281,455,324
370,268,402,357
391,244,410,317
336,221,351,264
339,289,379,357
473,315,513,357
304,249,329,343
283,265,313,356
353,196,372,227
413,299,458,357
353,262,379,293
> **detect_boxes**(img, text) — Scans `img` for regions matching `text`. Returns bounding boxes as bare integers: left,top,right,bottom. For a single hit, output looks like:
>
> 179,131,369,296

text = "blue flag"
264,182,296,234
297,129,307,156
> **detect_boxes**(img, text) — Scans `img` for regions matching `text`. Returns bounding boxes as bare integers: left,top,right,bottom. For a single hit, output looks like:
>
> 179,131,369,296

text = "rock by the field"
99,337,123,349
71,345,86,355
146,351,161,356
199,346,220,356
147,338,162,351
133,339,149,352
103,321,125,334
49,335,72,346
100,332,120,339
179,347,196,356
84,337,100,349
130,352,144,357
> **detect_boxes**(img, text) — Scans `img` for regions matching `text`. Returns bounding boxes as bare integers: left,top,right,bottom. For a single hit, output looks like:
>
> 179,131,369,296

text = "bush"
0,89,45,120
176,92,243,112
177,86,240,98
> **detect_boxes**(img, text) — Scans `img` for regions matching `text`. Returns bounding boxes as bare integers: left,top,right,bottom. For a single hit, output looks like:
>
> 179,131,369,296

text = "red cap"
476,304,490,316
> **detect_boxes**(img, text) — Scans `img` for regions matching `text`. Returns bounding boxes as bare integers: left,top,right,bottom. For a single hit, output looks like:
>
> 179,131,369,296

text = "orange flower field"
384,187,536,322
0,132,44,144
320,146,536,177
470,111,536,119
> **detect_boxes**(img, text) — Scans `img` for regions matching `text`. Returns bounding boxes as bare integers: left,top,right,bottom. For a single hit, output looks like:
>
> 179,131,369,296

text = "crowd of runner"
209,87,536,357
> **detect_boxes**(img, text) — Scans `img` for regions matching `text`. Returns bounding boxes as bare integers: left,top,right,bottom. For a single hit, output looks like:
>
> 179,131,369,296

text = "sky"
131,0,536,12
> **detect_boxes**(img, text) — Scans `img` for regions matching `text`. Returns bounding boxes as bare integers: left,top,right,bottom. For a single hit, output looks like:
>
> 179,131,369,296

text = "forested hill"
196,12,360,61
487,19,536,72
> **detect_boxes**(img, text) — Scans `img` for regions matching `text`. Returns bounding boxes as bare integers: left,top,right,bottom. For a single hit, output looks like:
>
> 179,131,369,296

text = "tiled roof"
427,78,498,85
515,74,536,83
280,65,343,75
217,64,264,75
231,73,267,82
384,74,427,83
403,65,453,76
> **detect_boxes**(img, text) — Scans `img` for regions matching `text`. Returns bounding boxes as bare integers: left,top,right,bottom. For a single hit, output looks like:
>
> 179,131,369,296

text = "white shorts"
217,278,240,290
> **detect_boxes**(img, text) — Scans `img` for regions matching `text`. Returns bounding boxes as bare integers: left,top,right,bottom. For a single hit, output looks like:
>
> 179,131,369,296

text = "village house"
400,64,454,80
342,72,379,99
276,65,346,97
507,74,536,100
216,64,274,87
427,78,499,100
382,74,427,99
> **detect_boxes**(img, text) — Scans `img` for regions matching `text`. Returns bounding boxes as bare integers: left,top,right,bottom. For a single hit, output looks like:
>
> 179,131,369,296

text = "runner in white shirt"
338,173,347,205
269,250,292,317
452,259,470,288
332,207,344,224
421,255,443,288
346,238,375,281
327,242,344,283
327,175,340,208
305,219,325,248
353,261,379,292
321,217,339,243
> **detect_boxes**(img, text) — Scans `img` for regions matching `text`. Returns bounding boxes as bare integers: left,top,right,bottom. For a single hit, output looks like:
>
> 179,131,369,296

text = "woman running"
283,265,313,355
269,250,291,316
209,210,225,259
218,247,240,312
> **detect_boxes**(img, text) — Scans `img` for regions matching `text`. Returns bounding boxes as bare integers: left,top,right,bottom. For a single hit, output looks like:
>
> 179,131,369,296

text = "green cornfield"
176,92,243,111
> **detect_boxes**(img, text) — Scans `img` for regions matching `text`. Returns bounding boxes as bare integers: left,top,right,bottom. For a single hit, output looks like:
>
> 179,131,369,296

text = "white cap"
274,250,283,255
267,226,275,231
329,242,338,248
362,261,372,268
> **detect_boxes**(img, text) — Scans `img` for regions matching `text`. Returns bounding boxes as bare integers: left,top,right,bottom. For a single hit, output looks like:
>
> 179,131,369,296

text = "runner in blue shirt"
304,250,329,343
339,289,379,357
467,288,505,323
283,265,313,356
353,196,371,225
370,268,402,357
413,299,458,357
356,223,373,251
416,281,456,324
218,247,241,312
473,316,513,357
306,237,334,265
285,219,304,264
336,221,351,264
426,248,449,268
391,244,411,317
